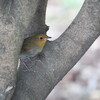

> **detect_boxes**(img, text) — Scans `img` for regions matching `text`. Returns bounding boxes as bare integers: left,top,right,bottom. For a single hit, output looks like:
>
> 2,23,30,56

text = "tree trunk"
0,0,99,100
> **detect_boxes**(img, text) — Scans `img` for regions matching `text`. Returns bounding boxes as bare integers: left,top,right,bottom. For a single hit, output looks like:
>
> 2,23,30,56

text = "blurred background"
46,0,100,100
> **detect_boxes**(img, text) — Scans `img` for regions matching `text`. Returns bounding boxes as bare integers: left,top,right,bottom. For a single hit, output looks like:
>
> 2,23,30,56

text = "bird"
20,33,51,59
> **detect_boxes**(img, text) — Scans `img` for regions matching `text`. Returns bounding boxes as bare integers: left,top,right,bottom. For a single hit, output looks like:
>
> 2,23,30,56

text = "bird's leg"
30,53,45,66
28,57,33,63
20,59,31,72
27,57,34,70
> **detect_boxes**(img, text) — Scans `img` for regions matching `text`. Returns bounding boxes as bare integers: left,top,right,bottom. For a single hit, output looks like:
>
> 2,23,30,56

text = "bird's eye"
39,36,43,40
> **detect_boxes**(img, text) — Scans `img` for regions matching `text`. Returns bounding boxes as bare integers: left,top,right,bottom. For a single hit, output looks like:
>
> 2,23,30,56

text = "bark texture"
0,0,40,100
12,0,100,100
0,0,100,100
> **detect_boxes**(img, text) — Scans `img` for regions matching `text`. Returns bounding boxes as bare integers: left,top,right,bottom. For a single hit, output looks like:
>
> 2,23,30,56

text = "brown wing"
21,37,34,53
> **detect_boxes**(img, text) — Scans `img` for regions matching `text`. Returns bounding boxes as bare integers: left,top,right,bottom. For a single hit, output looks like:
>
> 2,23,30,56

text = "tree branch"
12,0,100,100
26,0,49,38
0,0,40,100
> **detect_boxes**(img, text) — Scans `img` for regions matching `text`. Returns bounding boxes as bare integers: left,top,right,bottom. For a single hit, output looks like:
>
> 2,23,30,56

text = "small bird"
20,33,51,59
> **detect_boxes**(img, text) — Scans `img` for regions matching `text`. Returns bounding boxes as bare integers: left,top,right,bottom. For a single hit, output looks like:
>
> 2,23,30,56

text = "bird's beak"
47,36,52,39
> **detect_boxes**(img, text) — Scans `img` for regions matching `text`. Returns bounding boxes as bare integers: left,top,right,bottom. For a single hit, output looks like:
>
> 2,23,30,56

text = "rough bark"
12,0,100,100
0,0,100,100
0,0,40,100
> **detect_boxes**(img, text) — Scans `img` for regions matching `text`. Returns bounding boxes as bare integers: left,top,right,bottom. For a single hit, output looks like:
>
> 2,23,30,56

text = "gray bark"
0,0,100,100
0,0,40,100
12,0,100,100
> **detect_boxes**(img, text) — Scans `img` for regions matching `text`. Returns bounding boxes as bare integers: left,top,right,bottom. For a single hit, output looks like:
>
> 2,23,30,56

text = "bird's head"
33,34,51,49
